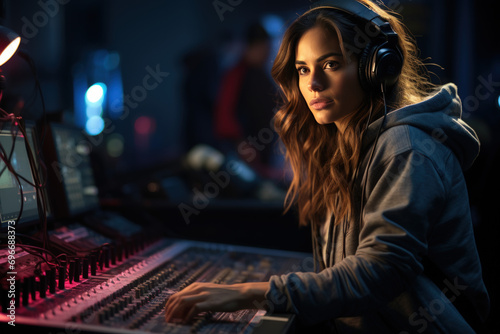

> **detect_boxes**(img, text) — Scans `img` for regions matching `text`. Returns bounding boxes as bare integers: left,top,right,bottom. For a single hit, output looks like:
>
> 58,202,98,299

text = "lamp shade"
0,26,21,66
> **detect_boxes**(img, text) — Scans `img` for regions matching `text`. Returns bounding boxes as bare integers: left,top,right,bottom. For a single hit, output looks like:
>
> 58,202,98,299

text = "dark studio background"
0,0,498,330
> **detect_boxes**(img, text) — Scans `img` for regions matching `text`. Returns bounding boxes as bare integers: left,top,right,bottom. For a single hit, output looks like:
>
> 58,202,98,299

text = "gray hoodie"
265,84,490,333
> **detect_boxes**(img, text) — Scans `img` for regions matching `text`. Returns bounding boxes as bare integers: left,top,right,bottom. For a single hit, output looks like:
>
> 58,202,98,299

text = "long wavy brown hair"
272,0,436,227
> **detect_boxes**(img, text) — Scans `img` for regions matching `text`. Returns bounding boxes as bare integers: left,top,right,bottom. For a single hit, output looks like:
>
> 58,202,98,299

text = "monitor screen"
0,125,40,228
49,123,99,216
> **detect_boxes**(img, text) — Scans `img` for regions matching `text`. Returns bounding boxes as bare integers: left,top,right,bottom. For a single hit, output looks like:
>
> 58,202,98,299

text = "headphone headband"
308,0,403,91
310,0,386,26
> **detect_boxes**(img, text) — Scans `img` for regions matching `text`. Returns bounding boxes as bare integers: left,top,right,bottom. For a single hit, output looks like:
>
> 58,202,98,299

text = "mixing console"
0,238,310,333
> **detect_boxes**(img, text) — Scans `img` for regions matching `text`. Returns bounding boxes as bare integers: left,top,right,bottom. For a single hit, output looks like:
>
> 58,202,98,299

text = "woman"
165,1,490,332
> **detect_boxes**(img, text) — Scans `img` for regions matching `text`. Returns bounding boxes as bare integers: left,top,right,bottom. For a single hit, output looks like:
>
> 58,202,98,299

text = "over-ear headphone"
309,0,403,92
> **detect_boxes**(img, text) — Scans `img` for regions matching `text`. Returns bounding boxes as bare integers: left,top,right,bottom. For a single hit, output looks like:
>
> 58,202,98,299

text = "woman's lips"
310,98,333,110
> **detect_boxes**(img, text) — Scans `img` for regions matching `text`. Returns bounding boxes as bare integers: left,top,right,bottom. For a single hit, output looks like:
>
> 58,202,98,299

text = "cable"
0,121,39,188
0,50,50,252
0,121,41,218
16,50,50,250
0,53,56,283
0,121,26,226
0,238,61,281
20,51,51,251
17,50,47,149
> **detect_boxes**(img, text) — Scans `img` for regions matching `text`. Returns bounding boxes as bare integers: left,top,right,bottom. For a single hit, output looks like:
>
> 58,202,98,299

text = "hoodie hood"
364,83,480,170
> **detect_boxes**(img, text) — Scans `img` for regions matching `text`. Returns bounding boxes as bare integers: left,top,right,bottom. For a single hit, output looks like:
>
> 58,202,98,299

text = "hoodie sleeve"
265,147,446,325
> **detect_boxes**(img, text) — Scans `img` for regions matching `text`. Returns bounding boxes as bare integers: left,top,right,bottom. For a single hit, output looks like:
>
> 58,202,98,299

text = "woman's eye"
297,67,309,75
325,61,339,70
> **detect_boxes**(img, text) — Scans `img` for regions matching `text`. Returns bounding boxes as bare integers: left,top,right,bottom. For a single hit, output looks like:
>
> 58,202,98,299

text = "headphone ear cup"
373,43,403,88
358,43,375,91
359,42,403,91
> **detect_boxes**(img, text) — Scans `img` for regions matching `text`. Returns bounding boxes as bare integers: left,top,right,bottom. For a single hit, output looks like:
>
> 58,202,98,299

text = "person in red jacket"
213,23,278,177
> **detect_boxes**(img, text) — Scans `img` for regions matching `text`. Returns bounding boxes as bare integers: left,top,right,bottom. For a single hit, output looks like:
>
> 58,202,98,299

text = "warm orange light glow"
0,36,20,66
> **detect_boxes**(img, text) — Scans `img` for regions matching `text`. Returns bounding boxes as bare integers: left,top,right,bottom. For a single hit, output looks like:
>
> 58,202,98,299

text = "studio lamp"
0,25,21,66
0,25,21,101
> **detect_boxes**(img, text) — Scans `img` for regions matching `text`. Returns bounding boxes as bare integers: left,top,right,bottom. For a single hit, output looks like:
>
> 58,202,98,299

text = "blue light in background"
85,115,105,136
84,83,107,134
261,14,284,37
85,82,107,105
72,63,88,129
73,49,124,135
260,14,285,79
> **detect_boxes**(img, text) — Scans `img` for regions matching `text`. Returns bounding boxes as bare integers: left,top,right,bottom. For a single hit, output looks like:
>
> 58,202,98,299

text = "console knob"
91,254,97,276
82,257,89,279
29,275,36,301
39,274,47,298
69,260,75,284
75,258,81,282
58,264,66,290
48,268,56,294
22,278,30,306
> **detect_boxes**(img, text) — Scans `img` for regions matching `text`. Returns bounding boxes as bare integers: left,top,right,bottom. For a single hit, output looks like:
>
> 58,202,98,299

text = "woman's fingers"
184,301,206,323
164,283,237,323
164,282,269,324
165,290,208,323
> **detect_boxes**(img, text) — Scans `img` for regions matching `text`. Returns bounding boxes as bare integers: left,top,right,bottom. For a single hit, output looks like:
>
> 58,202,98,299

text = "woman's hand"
164,282,269,324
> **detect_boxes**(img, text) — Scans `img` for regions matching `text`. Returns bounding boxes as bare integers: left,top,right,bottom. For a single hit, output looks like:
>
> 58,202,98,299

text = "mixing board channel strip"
1,239,310,333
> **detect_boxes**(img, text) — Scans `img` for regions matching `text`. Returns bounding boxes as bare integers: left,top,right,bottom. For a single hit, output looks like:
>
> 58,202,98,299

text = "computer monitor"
0,123,41,229
43,123,99,218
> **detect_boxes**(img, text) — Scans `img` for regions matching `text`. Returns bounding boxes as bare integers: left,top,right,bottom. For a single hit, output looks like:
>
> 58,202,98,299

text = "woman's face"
295,25,366,132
